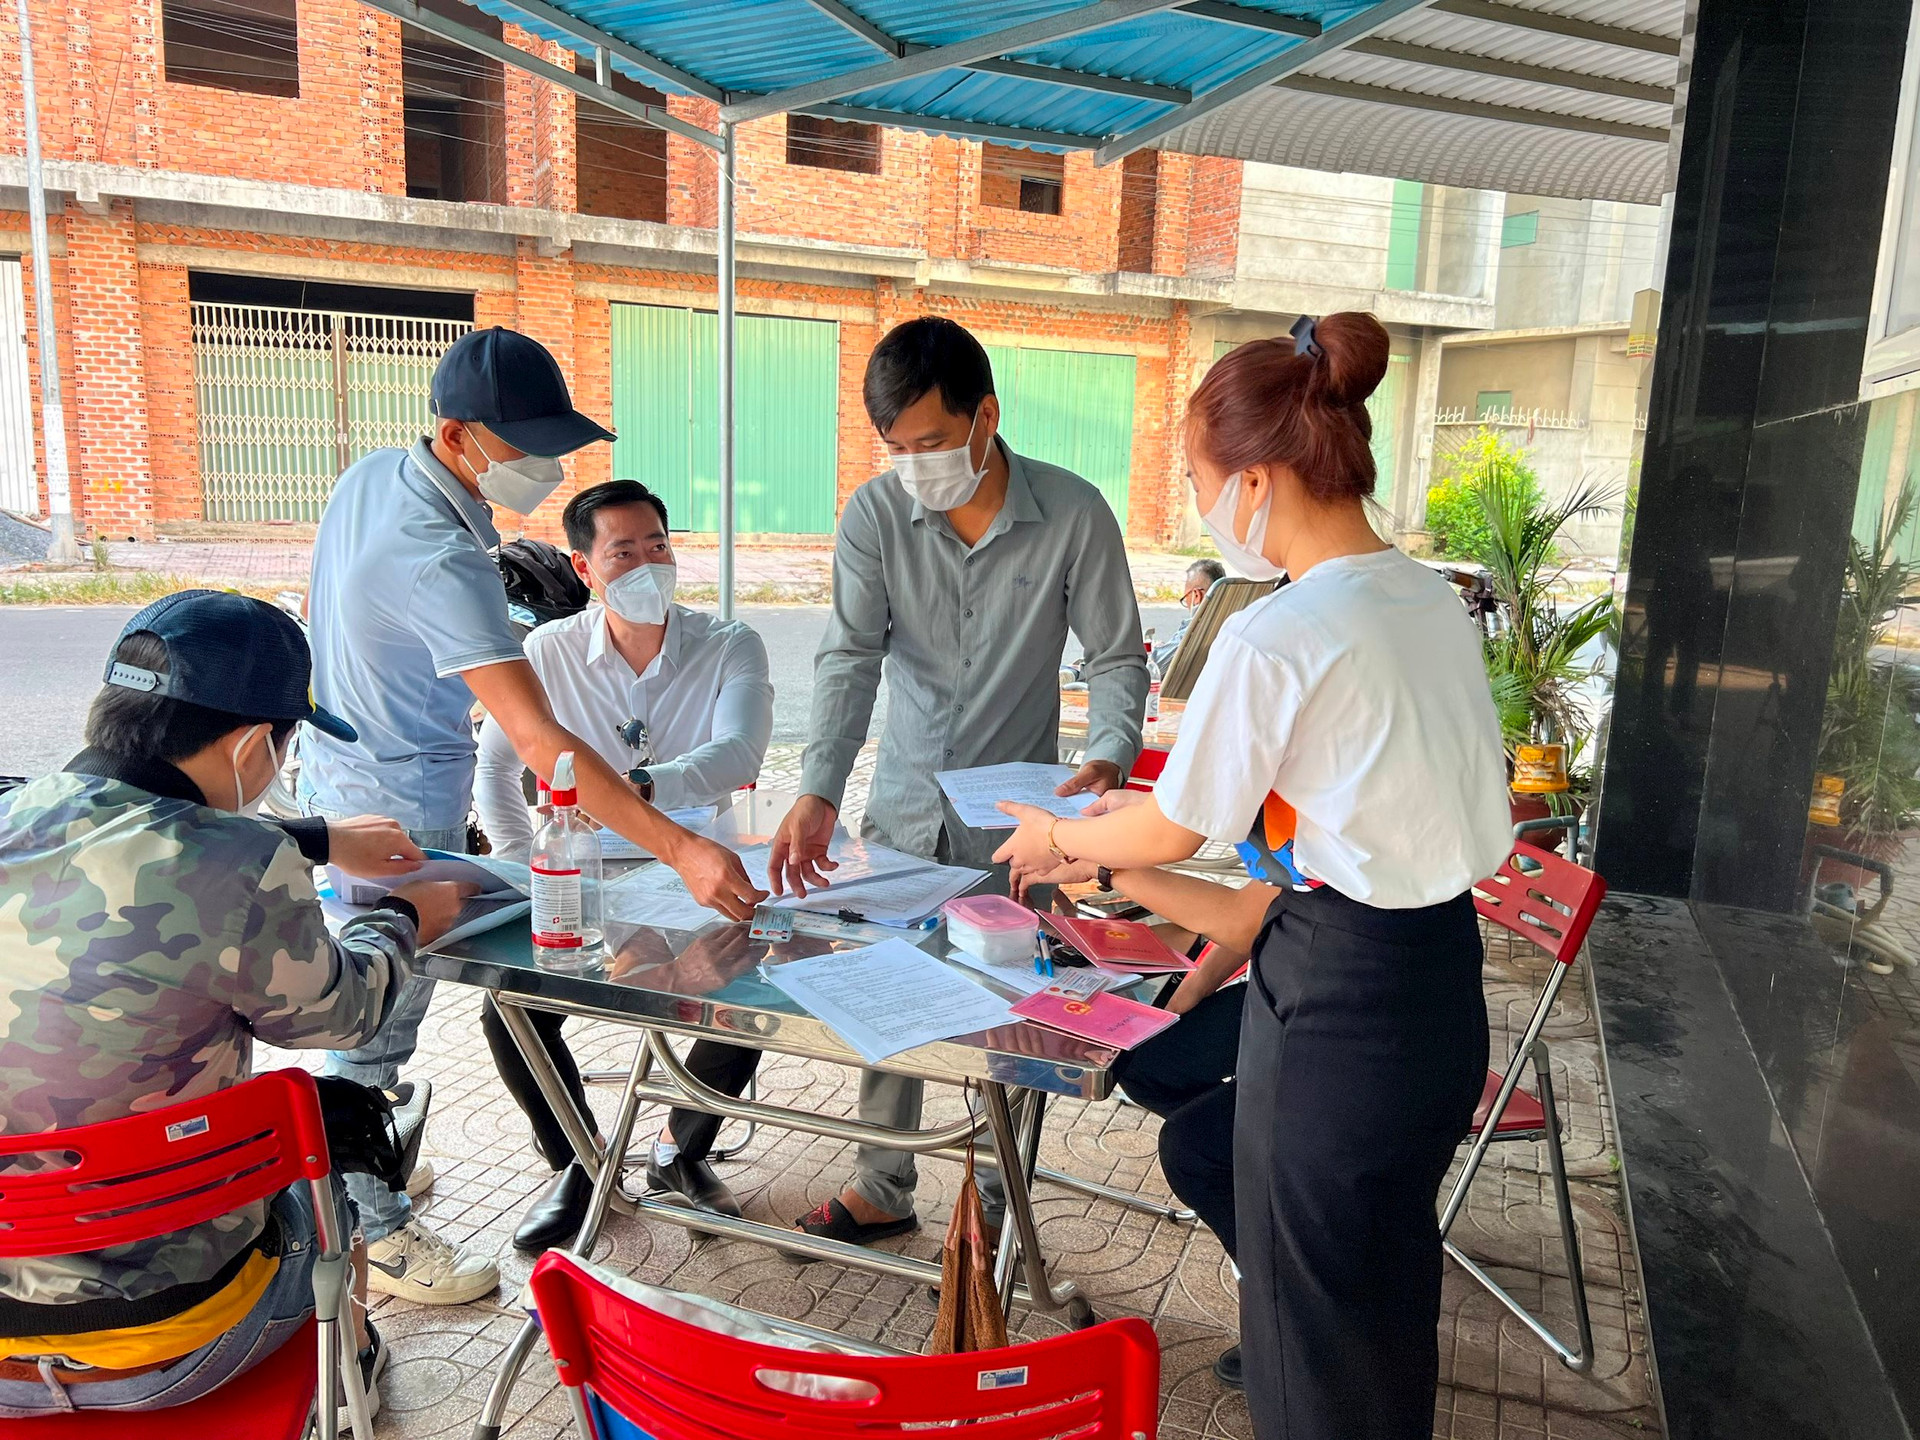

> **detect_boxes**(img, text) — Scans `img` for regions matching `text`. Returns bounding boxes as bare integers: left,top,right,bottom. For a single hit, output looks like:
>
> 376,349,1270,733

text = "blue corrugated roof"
462,0,1388,149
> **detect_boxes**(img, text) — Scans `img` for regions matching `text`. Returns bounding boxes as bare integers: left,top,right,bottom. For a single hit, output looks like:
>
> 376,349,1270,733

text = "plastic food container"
943,894,1039,965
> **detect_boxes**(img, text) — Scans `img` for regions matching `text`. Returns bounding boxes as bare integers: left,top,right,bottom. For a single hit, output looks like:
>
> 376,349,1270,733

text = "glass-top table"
424,873,1176,1440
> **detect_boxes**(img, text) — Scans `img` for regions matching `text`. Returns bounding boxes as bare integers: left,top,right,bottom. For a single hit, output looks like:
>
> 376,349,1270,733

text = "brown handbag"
928,1140,1009,1355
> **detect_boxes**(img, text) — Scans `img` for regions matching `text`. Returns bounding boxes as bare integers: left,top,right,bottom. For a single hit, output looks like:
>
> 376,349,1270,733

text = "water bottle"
530,751,604,972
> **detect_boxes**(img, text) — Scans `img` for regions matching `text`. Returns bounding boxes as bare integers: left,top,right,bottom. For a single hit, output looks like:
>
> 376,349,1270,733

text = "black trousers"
1236,886,1487,1440
480,997,762,1172
1110,983,1244,1260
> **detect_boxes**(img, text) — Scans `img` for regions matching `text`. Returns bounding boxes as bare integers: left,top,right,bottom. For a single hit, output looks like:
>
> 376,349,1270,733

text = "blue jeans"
0,1185,325,1417
308,801,472,1242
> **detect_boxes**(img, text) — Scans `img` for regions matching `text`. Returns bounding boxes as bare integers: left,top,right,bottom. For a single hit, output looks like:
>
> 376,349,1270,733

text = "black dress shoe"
646,1154,742,1217
513,1162,591,1252
1213,1344,1243,1389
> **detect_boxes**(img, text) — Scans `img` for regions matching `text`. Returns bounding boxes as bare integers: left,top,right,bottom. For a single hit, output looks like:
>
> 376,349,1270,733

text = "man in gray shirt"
768,316,1147,1245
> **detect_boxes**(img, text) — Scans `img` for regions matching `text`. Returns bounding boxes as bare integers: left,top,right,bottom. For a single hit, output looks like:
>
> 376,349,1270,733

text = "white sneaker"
404,1159,435,1198
366,1220,499,1305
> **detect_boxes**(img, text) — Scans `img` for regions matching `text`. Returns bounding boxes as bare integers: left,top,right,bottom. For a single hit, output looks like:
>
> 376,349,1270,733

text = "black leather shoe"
513,1162,591,1252
1213,1344,1243,1390
646,1154,742,1217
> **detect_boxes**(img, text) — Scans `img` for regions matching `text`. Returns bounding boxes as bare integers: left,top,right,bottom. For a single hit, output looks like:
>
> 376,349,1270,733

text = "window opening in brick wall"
188,271,476,323
1117,149,1159,272
786,115,882,174
981,144,1065,215
163,0,300,98
574,54,669,223
402,0,507,204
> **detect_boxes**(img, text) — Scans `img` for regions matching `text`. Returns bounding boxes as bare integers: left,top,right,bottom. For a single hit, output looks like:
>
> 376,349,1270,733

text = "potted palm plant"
1452,451,1618,828
1814,479,1920,865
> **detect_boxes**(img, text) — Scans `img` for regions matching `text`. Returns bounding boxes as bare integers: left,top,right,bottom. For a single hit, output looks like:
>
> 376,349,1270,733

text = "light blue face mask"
892,410,987,512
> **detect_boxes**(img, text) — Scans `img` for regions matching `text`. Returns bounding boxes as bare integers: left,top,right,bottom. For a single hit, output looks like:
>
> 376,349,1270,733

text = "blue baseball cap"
430,326,615,458
104,590,357,742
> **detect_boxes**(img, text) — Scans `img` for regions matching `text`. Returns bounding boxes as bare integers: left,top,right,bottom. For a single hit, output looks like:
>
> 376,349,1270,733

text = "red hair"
1187,312,1391,504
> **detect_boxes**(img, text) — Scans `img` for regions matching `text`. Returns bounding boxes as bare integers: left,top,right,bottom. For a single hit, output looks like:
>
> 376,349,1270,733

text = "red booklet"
1011,986,1180,1051
1040,913,1195,975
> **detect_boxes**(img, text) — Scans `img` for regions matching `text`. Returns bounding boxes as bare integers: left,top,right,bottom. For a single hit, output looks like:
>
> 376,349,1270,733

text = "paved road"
0,603,1184,777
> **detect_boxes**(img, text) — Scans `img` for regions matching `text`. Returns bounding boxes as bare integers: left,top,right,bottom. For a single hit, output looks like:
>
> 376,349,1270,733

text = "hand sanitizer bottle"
530,750,603,972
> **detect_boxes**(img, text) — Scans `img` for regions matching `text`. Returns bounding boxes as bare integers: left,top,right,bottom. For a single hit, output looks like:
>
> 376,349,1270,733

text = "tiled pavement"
264,744,1661,1440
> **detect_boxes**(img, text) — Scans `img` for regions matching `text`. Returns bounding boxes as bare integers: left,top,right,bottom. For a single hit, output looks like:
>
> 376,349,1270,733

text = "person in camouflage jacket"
0,590,463,1416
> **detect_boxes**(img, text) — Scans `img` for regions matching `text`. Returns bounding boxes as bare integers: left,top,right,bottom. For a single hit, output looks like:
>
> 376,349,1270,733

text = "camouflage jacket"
0,751,416,1321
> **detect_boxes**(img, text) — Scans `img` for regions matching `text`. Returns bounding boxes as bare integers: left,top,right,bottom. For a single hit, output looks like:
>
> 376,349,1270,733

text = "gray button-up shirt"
799,442,1148,866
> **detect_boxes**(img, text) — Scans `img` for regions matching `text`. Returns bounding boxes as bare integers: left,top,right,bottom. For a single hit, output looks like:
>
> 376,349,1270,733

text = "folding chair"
0,1069,371,1439
1443,841,1608,1373
1157,577,1284,702
526,1250,1161,1440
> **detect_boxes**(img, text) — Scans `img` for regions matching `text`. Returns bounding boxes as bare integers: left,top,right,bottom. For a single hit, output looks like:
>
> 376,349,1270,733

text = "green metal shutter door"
984,344,1135,521
610,303,838,535
611,303,695,525
1367,353,1407,503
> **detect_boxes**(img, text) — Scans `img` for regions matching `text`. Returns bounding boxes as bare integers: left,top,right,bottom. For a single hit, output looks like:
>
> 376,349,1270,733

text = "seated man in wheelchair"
0,591,465,1419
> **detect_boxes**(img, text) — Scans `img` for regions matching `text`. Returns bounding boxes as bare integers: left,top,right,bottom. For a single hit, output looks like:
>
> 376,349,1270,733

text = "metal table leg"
981,1081,1085,1321
1036,1165,1197,1223
472,1006,654,1440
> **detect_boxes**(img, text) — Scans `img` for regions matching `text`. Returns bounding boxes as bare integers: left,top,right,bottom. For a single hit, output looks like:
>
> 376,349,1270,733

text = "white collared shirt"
474,603,774,857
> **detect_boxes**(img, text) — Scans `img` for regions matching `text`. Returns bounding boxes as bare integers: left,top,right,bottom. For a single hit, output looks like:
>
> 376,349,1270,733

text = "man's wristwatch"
1096,865,1115,892
628,766,654,802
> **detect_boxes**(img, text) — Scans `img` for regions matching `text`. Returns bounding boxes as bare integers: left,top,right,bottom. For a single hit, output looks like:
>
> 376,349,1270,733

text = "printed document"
324,850,531,953
596,806,718,861
762,939,1016,1063
936,762,1099,830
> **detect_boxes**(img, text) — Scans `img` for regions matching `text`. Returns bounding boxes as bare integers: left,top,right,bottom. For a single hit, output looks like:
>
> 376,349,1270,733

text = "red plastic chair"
0,1069,369,1438
1445,841,1608,1373
527,1250,1161,1440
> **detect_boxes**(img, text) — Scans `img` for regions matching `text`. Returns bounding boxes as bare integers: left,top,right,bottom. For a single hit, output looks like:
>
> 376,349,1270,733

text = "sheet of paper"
935,762,1098,830
779,864,986,926
944,947,1056,998
762,939,1016,1064
602,862,725,933
743,835,933,896
597,807,719,861
319,850,532,954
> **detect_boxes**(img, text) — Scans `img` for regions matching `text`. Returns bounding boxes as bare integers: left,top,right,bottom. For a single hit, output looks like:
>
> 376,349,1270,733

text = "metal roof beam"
358,0,724,147
794,0,1190,104
1346,37,1674,104
721,0,1186,123
1273,73,1671,142
1173,2,1320,38
1094,0,1437,162
472,0,724,102
796,103,1100,150
1428,0,1681,57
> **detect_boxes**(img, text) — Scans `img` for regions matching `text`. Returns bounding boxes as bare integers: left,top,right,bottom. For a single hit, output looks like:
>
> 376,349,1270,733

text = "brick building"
0,0,1245,546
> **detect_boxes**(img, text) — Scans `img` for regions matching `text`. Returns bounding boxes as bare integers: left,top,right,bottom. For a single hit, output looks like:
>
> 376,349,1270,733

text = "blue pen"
1035,930,1055,979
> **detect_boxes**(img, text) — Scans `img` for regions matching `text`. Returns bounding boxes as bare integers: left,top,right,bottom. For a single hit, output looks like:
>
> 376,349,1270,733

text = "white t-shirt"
1153,547,1512,909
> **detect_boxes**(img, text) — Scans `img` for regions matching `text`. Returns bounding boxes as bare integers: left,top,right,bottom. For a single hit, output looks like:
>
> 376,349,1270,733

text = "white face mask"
1200,470,1285,581
598,562,676,626
228,724,284,818
465,427,565,514
891,410,988,512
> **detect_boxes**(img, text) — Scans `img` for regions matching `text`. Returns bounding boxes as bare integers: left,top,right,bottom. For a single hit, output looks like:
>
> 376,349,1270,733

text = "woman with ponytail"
996,313,1512,1438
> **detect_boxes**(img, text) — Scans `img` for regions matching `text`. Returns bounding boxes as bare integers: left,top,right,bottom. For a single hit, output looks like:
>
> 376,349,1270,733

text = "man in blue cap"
0,590,469,1419
299,326,765,1301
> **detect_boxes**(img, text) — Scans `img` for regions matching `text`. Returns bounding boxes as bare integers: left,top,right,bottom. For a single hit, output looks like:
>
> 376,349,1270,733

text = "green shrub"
1425,430,1548,564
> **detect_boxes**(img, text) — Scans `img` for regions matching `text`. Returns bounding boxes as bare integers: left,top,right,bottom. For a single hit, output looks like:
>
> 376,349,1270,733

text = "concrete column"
1400,329,1444,539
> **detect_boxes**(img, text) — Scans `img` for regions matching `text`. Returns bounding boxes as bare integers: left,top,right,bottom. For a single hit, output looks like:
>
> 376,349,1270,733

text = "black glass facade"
1592,0,1920,1433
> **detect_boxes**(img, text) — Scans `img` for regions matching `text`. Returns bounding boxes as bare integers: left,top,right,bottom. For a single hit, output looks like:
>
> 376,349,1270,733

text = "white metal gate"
0,259,39,515
192,303,471,522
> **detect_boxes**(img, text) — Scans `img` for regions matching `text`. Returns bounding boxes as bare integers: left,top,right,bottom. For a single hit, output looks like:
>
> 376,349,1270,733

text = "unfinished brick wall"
0,0,1241,546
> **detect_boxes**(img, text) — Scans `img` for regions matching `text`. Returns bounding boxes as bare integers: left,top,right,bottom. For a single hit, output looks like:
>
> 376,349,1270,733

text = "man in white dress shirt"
473,479,774,1251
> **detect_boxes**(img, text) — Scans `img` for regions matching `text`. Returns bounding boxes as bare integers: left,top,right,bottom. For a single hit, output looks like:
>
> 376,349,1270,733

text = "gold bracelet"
1047,818,1071,862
